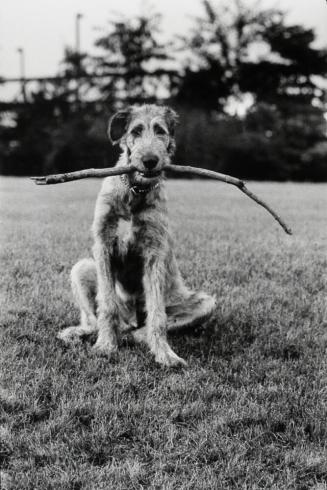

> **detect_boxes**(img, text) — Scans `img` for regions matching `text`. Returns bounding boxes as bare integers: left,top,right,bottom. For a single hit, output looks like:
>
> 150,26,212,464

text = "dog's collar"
120,173,159,195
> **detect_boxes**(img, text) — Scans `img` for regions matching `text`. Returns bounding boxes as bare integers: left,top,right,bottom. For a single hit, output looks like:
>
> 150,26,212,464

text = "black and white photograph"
1,0,327,488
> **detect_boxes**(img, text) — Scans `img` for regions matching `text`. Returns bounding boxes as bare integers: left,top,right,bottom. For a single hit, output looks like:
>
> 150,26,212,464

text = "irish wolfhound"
58,104,216,366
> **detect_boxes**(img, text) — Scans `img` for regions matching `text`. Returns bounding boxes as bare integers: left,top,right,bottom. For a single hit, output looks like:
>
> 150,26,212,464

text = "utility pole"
76,13,83,54
75,13,83,106
17,47,26,103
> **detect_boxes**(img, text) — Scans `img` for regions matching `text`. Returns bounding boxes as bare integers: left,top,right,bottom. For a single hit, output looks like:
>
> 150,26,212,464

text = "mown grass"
0,177,326,490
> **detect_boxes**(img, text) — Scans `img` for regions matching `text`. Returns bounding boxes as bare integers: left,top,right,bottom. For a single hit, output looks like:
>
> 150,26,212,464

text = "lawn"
0,176,326,489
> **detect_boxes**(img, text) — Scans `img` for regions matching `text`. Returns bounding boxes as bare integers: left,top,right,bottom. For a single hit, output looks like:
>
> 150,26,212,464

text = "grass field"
1,176,327,489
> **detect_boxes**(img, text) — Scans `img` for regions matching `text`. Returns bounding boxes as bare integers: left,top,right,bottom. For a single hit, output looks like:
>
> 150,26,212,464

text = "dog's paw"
131,327,147,344
154,343,187,367
92,340,118,359
57,327,81,344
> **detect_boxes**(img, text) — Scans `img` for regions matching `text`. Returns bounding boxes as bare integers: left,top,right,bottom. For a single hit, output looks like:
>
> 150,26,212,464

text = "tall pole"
75,13,83,106
17,47,26,103
76,13,83,54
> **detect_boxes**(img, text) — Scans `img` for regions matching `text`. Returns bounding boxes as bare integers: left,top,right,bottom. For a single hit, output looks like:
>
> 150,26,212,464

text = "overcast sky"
0,0,326,98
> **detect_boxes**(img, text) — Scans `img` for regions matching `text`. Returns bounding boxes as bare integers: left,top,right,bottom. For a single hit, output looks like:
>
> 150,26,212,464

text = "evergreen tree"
177,0,327,114
93,11,172,104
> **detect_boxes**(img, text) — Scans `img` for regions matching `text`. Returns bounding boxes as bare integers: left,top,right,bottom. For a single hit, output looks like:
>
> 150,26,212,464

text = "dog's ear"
108,108,132,145
164,107,179,137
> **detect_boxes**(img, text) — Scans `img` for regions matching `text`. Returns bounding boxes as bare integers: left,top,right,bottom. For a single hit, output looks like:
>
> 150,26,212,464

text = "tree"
174,0,327,181
56,47,91,109
240,22,327,109
241,18,327,179
177,0,327,113
177,0,280,110
93,10,173,104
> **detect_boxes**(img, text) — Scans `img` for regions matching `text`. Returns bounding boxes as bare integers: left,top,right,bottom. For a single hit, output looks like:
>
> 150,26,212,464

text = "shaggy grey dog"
58,105,216,366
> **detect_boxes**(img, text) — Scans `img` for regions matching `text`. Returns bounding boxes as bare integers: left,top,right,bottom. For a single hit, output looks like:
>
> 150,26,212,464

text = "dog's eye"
154,124,167,136
131,126,143,137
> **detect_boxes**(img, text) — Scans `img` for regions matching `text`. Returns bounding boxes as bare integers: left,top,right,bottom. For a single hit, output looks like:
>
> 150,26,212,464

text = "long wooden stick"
30,166,134,185
30,164,292,234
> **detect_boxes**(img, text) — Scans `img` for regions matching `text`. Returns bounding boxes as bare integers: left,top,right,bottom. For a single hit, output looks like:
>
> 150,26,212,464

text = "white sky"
0,0,326,99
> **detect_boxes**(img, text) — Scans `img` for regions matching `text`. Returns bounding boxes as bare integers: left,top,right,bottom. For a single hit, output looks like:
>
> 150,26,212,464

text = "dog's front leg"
143,258,187,367
92,201,120,358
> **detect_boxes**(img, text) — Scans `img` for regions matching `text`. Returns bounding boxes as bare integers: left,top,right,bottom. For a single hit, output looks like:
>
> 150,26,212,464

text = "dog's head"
108,104,178,189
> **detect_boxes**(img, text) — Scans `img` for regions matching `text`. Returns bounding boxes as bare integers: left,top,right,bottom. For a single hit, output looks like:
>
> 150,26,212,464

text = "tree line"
1,0,326,180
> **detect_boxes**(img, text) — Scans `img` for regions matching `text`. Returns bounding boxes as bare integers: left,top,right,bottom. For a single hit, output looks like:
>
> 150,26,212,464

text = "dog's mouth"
133,169,162,186
127,168,163,193
137,170,162,179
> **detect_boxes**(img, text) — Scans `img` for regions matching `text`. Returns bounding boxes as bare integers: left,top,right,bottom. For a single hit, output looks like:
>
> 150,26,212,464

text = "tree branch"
30,163,292,234
30,166,134,185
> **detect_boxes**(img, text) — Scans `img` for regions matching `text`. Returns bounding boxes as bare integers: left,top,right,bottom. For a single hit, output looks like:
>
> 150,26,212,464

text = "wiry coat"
58,105,215,366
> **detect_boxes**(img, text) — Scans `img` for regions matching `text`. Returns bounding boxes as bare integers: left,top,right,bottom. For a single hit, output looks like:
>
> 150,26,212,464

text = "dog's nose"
142,154,159,170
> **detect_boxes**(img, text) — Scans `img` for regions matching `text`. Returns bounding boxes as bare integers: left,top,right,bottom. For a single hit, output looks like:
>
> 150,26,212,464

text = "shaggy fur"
58,104,216,366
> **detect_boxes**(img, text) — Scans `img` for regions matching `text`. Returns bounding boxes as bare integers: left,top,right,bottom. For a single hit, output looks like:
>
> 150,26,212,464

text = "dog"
58,104,216,366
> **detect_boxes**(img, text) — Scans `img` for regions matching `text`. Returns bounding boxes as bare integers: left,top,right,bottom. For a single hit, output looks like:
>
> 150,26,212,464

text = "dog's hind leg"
57,259,98,343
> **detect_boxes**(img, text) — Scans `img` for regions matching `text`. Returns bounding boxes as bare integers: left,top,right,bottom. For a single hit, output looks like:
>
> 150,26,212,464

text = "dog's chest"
116,218,135,253
112,218,143,295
